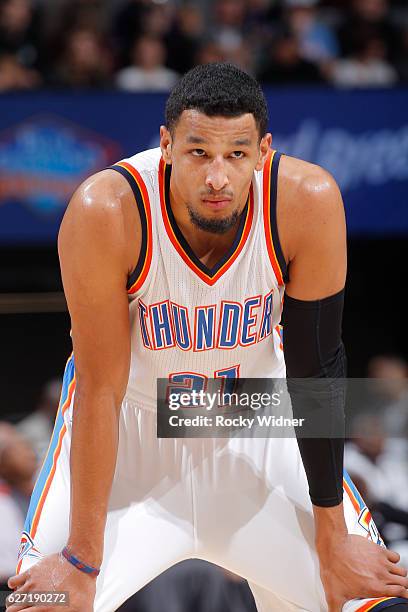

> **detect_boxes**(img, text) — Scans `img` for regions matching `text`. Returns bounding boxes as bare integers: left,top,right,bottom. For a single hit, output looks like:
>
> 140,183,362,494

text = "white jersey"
19,149,396,612
111,147,288,410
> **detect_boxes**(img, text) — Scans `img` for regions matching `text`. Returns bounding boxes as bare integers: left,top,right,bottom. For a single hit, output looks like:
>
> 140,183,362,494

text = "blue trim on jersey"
23,355,75,535
344,469,366,511
370,598,408,610
269,151,289,283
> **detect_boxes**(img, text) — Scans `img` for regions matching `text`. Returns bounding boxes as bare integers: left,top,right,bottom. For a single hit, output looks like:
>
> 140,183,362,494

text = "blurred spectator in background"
113,0,173,68
116,34,179,92
345,413,408,541
367,354,408,442
0,478,20,583
0,51,40,90
0,422,37,582
330,31,398,86
50,0,107,32
40,0,111,78
395,26,408,82
17,378,61,462
211,0,247,48
1,0,406,90
165,4,204,75
0,0,41,69
195,38,227,65
207,0,254,71
337,0,401,62
244,0,279,72
142,1,173,39
257,28,324,84
48,26,113,88
113,0,150,63
283,0,339,63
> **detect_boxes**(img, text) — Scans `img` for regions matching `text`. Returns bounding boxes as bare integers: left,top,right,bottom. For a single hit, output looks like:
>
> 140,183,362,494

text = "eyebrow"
185,136,253,146
186,136,207,144
232,138,252,146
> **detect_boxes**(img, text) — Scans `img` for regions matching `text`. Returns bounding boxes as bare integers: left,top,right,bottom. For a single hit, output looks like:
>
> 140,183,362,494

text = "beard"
186,204,240,235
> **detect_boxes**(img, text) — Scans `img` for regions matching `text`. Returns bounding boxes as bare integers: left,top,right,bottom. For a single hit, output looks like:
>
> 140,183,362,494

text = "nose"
205,156,229,191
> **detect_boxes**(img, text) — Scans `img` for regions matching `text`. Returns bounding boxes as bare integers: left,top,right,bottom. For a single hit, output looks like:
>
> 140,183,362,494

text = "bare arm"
58,169,140,566
279,158,347,301
279,158,408,608
279,159,347,533
7,170,142,609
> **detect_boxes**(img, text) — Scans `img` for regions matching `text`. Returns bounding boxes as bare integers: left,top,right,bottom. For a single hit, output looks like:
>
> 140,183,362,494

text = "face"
160,110,271,234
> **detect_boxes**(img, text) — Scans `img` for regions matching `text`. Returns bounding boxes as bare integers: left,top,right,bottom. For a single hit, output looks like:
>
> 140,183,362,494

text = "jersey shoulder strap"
109,156,154,294
262,150,288,285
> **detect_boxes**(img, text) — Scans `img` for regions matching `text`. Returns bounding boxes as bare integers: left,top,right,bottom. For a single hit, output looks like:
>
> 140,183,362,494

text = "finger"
386,549,401,563
6,604,53,612
8,609,47,612
7,572,28,589
5,585,35,612
6,602,33,612
388,563,408,577
17,608,52,612
385,575,408,589
5,592,32,612
384,584,408,598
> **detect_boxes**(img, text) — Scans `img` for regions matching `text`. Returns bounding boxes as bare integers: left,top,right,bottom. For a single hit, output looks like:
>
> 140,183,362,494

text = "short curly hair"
165,63,269,138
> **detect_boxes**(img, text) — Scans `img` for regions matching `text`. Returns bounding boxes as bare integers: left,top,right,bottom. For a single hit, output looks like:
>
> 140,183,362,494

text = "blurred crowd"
1,353,408,610
1,0,408,92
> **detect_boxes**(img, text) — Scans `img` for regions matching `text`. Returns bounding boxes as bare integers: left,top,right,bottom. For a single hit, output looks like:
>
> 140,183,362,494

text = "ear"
160,125,173,164
255,133,272,171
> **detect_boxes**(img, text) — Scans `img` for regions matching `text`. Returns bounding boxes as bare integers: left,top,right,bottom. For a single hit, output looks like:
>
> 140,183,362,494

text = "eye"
231,151,245,159
191,149,206,157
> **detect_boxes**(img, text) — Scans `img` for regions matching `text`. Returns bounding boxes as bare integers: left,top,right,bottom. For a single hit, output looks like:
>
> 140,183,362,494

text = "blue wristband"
61,546,100,577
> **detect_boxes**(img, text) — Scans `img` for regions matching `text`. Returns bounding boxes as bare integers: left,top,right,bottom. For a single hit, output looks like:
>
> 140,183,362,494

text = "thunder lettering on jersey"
110,148,288,409
138,292,274,352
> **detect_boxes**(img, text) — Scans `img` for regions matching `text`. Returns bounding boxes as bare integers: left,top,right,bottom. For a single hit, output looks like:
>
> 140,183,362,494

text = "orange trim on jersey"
343,476,361,514
115,161,153,294
354,597,394,611
158,158,254,287
263,150,284,286
275,324,283,351
30,376,76,540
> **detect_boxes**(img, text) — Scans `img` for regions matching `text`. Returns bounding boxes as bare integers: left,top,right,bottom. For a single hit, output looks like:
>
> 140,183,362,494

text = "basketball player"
8,64,408,612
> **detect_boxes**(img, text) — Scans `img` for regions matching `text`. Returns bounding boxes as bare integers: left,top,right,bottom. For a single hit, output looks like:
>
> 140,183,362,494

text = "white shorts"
16,356,406,612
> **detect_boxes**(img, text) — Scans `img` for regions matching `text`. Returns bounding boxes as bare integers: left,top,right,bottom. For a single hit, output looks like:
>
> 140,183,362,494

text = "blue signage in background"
269,88,408,235
0,109,122,243
0,89,406,243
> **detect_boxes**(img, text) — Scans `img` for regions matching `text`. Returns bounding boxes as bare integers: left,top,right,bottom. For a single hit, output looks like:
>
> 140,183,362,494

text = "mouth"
201,198,232,211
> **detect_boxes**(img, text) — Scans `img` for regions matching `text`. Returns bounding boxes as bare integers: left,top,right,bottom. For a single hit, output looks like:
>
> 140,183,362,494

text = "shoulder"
58,166,141,274
279,154,340,205
278,154,344,226
61,147,163,224
275,154,345,262
61,168,134,230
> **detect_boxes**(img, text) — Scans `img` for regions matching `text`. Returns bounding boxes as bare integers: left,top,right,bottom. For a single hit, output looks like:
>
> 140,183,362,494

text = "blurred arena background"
1,0,407,610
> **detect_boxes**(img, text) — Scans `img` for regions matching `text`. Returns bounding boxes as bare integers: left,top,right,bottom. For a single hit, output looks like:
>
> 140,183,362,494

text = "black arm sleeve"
282,289,346,507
